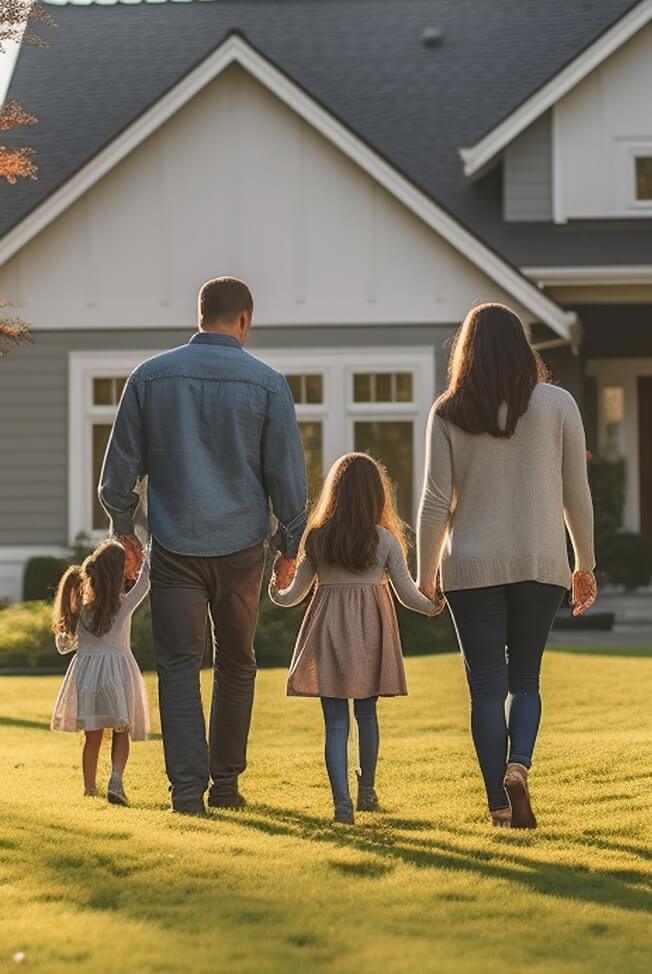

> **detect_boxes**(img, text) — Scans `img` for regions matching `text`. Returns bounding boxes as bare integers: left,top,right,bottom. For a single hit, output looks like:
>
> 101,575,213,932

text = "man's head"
198,277,254,343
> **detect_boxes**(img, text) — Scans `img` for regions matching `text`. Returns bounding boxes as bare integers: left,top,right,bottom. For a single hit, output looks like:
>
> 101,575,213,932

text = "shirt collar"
189,332,242,350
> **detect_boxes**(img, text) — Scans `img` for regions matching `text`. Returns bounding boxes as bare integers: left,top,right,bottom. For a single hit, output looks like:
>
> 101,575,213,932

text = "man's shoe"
172,803,208,819
208,790,247,810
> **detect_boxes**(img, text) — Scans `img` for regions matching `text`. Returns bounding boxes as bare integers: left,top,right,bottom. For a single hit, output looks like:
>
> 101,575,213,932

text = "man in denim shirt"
99,278,307,815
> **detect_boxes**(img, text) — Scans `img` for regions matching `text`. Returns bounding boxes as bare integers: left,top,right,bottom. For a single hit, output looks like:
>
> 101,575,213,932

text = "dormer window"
635,156,652,200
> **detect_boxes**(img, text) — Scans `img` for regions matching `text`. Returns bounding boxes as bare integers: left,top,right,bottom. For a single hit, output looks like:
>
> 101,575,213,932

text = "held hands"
571,569,597,616
419,576,447,617
118,533,144,585
273,554,297,591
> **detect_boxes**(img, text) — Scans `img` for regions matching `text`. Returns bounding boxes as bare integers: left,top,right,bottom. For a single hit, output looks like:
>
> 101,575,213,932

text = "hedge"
0,594,456,673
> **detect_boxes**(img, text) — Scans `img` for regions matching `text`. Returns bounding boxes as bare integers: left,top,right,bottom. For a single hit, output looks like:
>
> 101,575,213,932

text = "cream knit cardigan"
417,383,595,593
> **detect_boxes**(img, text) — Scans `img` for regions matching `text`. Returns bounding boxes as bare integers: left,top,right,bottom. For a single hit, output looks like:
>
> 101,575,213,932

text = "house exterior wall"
0,64,532,330
503,112,553,222
0,324,454,601
554,20,652,221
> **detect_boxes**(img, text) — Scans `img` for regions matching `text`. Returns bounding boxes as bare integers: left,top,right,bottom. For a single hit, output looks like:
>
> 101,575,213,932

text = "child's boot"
107,771,128,806
356,772,379,812
333,800,354,825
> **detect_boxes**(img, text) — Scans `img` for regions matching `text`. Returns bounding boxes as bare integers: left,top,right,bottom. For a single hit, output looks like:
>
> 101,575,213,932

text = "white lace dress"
50,561,151,740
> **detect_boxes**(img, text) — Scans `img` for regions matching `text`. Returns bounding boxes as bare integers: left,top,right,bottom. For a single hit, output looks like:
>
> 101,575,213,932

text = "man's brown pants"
150,539,265,811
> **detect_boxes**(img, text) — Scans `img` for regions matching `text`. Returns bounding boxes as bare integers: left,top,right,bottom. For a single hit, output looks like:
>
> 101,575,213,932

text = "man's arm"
98,375,147,538
261,376,307,558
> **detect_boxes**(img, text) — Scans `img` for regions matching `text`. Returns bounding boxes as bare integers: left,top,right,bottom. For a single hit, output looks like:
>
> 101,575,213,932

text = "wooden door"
638,377,652,539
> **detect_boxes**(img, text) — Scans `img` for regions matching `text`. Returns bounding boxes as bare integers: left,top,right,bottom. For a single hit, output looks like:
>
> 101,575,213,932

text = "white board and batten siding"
553,20,652,221
503,112,553,222
0,62,535,600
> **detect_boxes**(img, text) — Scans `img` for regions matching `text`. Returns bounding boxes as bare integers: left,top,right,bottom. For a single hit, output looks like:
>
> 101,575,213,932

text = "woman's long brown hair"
303,453,407,572
436,303,549,437
52,540,126,640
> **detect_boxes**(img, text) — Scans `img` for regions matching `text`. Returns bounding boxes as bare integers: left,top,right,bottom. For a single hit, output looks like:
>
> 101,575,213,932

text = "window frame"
69,345,435,544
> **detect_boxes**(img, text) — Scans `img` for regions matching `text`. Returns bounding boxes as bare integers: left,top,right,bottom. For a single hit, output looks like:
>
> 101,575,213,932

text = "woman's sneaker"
356,774,380,812
333,800,355,825
503,763,537,829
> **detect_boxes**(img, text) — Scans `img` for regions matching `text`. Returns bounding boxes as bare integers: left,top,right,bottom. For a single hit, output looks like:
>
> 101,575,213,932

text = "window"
603,386,625,461
93,376,127,406
353,372,413,403
354,421,413,523
285,373,325,499
92,425,113,530
286,373,323,405
635,157,652,201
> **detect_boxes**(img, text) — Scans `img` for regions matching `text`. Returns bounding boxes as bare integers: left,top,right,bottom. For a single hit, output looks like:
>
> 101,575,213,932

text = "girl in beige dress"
51,539,150,806
270,453,437,824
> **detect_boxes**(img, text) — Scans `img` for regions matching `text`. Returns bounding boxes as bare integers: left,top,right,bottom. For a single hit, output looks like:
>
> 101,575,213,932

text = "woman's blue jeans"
320,697,379,806
446,582,565,812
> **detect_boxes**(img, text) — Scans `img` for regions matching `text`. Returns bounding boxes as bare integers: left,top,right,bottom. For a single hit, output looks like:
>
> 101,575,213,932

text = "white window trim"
69,345,435,544
69,350,158,546
627,144,652,209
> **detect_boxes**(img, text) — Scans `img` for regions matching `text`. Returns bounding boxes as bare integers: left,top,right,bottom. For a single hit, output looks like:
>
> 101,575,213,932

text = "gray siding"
0,324,455,547
503,112,553,222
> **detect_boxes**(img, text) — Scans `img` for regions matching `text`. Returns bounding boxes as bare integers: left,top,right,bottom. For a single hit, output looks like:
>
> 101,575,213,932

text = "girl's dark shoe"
503,763,537,829
356,774,380,812
333,801,354,825
107,786,129,807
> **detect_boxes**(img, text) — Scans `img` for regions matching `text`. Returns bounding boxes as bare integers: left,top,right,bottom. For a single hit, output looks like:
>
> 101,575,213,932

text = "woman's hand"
420,577,447,616
571,570,597,616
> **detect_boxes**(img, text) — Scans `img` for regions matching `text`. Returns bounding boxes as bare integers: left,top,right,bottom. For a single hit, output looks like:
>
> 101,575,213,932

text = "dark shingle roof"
2,0,649,267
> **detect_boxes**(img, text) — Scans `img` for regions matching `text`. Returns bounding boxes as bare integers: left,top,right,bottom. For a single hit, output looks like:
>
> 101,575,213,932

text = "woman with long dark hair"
417,303,596,828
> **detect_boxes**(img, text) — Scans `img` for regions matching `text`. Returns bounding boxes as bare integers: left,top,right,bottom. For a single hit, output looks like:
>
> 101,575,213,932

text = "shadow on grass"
0,715,163,740
221,802,652,914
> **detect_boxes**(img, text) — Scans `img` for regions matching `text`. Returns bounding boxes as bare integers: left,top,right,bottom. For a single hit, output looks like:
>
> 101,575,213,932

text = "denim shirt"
98,332,307,558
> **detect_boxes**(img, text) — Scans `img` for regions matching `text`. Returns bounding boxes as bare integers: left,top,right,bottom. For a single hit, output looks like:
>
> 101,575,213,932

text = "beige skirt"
287,582,408,699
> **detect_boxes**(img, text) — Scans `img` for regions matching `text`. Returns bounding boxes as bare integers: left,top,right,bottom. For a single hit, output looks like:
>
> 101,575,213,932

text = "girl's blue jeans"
320,697,379,806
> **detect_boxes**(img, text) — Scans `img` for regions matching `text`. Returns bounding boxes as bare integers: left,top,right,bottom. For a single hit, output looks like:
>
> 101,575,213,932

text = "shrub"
23,556,69,602
600,532,652,591
1,591,456,672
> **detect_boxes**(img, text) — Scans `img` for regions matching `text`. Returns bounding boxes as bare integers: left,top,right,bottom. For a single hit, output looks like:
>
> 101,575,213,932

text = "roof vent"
421,27,443,48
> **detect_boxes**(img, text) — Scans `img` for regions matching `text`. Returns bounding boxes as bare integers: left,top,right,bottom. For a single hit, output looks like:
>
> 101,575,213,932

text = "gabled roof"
0,32,576,338
461,0,652,178
0,0,647,274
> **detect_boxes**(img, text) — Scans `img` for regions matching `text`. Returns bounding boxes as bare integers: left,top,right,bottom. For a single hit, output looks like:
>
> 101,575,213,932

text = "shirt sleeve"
268,556,316,608
98,375,147,537
121,557,151,614
562,397,595,573
416,407,454,591
261,375,308,558
385,533,437,615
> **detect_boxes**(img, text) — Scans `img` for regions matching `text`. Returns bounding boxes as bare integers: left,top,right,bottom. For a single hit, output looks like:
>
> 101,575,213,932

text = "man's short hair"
199,277,253,325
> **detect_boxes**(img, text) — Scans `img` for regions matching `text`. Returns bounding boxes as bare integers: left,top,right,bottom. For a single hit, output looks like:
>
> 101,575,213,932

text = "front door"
638,377,652,539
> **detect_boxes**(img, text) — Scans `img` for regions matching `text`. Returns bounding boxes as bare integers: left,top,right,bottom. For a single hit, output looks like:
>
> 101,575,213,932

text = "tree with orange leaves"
0,1,55,354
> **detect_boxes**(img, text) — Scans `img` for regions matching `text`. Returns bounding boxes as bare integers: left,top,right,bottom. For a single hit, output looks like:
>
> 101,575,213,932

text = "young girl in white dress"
50,538,150,805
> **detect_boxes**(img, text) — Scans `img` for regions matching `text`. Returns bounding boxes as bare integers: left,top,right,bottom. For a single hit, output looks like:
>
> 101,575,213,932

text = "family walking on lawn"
50,277,597,828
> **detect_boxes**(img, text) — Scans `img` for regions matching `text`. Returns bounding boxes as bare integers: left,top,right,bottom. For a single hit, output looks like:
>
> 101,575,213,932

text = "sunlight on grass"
1,653,650,973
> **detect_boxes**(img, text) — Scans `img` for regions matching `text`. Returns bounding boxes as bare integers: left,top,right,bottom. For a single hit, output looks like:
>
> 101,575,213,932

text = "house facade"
0,0,650,600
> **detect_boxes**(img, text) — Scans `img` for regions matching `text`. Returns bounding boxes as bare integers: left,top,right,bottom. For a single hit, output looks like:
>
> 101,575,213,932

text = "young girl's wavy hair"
52,540,126,640
303,453,407,573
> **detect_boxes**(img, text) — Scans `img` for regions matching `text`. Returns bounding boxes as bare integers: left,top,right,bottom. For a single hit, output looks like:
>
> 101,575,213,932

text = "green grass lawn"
1,651,651,974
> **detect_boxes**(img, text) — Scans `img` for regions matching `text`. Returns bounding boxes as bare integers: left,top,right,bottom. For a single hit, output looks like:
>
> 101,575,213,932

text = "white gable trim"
523,265,652,287
0,33,574,339
460,0,652,178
